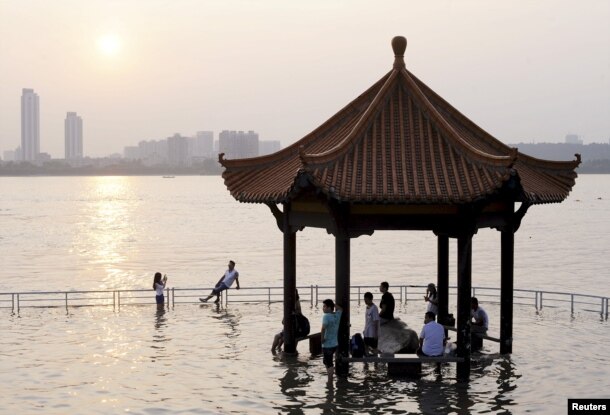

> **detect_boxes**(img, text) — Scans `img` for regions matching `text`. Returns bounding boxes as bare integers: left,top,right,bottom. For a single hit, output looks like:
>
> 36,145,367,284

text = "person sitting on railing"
417,311,446,357
153,272,168,308
200,260,240,304
470,297,489,334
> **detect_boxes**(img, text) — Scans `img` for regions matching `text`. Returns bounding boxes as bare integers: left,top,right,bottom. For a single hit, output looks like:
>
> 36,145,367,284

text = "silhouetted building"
565,134,583,145
65,112,83,159
259,140,281,156
219,130,259,159
167,134,189,166
192,131,214,159
21,88,40,161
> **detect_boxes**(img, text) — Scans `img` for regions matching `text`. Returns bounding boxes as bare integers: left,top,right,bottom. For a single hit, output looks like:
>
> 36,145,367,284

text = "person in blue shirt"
321,299,343,383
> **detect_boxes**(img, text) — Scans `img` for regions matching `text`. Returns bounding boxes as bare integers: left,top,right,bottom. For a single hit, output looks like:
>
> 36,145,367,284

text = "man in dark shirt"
379,281,395,324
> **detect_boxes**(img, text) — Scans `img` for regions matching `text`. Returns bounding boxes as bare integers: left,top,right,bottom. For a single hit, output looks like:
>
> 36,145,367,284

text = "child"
153,272,168,307
363,292,380,356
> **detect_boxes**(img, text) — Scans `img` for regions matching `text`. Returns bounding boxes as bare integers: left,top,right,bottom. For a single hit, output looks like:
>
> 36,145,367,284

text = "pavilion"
219,36,580,379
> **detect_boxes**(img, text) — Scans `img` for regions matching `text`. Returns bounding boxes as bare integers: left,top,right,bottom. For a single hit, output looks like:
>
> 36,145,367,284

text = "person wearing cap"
424,283,438,316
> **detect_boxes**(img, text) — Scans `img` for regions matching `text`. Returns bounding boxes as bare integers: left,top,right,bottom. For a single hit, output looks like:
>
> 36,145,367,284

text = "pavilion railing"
1,285,608,320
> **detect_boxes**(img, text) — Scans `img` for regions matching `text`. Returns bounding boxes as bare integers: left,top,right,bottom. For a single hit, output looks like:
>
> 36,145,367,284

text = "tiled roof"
221,36,579,205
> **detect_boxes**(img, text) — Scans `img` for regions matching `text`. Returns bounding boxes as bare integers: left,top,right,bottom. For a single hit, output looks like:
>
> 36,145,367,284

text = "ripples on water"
1,175,609,413
1,302,609,414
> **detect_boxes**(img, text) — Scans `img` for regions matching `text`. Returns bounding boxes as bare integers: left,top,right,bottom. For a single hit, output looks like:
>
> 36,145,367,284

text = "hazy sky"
1,0,609,158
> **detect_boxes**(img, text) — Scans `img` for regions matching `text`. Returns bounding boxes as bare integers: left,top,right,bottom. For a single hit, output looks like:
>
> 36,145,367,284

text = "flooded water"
1,175,609,413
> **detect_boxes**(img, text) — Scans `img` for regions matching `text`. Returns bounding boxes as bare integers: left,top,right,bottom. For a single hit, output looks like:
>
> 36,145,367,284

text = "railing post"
310,285,313,307
17,293,20,313
403,286,406,304
535,291,538,310
172,287,175,307
571,294,574,315
601,297,605,318
268,287,271,305
358,287,361,305
539,292,543,309
315,285,318,307
65,292,69,311
606,298,609,320
113,291,116,310
12,294,15,313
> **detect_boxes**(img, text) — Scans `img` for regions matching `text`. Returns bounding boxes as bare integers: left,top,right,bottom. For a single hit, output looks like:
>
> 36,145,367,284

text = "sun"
98,34,122,57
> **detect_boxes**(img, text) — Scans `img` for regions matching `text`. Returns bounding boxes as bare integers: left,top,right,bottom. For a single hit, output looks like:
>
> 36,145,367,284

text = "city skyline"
1,1,609,158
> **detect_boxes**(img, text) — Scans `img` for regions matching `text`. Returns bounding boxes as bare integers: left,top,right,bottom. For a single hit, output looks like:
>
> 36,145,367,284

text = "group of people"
358,281,490,359
152,266,490,381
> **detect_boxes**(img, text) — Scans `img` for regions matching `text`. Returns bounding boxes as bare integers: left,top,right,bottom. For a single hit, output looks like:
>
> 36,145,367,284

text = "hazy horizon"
1,0,609,158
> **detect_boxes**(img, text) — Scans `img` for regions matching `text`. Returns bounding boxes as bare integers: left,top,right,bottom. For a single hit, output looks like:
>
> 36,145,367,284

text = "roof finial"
392,36,407,69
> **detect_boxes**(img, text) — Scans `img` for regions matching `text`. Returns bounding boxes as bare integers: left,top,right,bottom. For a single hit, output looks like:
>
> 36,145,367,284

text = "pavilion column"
282,206,297,354
500,228,514,354
335,234,350,377
456,232,473,380
437,234,450,325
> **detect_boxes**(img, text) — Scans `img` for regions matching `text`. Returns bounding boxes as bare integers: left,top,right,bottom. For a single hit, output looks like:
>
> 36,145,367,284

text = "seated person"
378,281,395,324
417,311,445,357
470,297,489,334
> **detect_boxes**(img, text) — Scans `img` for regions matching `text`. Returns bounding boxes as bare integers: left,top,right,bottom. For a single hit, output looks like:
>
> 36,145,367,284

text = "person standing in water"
153,272,168,308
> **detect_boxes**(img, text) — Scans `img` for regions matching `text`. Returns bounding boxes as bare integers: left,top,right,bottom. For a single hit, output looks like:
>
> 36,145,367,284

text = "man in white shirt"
418,312,446,357
200,260,240,304
470,297,489,334
363,291,380,356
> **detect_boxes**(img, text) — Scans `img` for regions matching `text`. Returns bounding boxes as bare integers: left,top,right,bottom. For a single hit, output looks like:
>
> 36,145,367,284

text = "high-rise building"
259,140,281,156
219,130,259,159
167,134,189,166
21,88,40,161
65,112,83,159
192,131,214,158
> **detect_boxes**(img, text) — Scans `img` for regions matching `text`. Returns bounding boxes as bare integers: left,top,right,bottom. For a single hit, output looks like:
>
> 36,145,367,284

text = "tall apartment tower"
219,130,259,159
65,112,83,159
21,88,40,161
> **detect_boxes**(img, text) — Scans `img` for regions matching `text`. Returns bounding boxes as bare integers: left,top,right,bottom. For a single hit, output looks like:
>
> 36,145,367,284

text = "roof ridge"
397,69,516,168
299,69,400,166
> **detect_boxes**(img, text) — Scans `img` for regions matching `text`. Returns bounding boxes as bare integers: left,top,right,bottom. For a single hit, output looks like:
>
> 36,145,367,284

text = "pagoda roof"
221,36,580,205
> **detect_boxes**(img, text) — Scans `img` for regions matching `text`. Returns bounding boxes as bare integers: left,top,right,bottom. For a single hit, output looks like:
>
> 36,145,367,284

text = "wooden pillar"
456,233,472,380
437,234,450,325
500,228,514,354
335,235,350,377
282,207,297,354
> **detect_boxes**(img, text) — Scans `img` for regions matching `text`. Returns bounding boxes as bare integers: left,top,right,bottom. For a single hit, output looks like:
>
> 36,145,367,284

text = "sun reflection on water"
77,177,139,289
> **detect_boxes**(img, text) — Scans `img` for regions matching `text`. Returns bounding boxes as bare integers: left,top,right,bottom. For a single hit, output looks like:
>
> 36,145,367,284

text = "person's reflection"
211,305,242,356
151,307,169,362
493,357,518,411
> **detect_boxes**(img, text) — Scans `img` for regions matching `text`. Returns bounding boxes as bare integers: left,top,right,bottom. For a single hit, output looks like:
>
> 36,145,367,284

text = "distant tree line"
508,142,610,174
0,158,223,176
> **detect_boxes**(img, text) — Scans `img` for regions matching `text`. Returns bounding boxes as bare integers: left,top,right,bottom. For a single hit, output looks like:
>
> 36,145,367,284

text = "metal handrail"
1,285,608,320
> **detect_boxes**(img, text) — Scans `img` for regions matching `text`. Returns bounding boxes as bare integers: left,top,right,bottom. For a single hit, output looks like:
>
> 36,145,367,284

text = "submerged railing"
1,284,608,319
